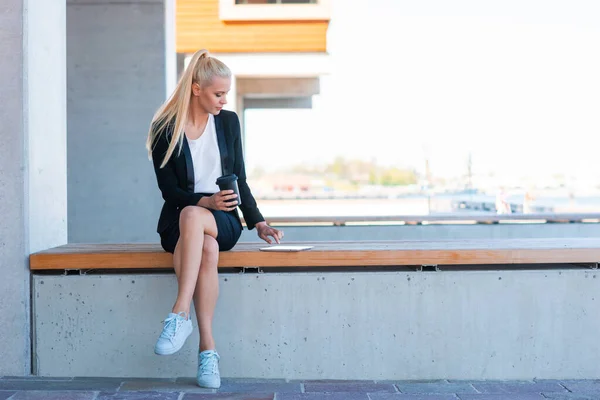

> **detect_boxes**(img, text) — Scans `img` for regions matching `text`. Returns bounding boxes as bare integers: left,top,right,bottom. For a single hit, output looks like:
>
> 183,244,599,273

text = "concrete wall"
67,0,165,243
33,269,600,379
0,0,68,376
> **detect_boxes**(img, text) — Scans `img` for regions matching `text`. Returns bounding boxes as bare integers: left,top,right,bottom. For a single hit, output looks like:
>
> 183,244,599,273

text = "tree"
380,167,417,186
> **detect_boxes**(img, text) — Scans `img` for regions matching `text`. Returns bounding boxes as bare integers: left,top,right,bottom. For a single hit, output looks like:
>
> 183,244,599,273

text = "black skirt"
160,209,242,254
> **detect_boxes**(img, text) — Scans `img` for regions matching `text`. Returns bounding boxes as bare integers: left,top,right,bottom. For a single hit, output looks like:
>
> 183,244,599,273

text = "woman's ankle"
171,307,190,318
199,340,216,352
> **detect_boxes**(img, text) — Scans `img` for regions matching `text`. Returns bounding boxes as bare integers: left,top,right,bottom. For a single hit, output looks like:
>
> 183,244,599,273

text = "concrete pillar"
228,74,238,113
67,0,166,243
164,0,177,97
0,0,67,375
26,0,68,253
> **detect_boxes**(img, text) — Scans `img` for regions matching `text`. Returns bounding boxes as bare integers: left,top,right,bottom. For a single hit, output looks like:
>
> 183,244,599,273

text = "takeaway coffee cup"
216,174,241,207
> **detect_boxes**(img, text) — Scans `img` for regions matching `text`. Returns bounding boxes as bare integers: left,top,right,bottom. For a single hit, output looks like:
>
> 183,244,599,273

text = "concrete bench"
29,237,600,380
30,238,600,271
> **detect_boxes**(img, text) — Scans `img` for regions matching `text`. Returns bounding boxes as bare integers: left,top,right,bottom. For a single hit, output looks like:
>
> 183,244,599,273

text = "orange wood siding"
176,0,328,53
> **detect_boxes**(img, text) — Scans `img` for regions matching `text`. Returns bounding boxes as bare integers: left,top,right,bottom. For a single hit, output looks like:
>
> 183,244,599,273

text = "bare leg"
171,206,218,317
193,234,219,352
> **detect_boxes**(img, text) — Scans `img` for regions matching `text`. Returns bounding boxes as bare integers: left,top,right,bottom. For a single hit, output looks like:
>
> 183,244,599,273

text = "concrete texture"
0,0,29,377
33,269,600,379
67,0,165,243
0,0,67,376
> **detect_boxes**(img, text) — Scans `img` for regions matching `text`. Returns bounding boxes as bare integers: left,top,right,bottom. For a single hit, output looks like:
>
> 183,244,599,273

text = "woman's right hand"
205,190,238,211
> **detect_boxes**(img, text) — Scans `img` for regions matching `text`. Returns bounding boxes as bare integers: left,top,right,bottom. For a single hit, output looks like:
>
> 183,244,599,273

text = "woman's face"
193,76,231,115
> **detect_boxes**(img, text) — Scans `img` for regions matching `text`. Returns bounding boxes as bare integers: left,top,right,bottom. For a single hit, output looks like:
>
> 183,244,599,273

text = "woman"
146,49,284,389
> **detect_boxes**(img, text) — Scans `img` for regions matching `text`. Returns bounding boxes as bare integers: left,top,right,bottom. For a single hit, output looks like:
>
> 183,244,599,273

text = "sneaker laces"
199,351,220,376
159,312,187,342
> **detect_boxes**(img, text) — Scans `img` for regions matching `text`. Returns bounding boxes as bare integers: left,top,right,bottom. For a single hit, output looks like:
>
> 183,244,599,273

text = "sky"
244,0,600,181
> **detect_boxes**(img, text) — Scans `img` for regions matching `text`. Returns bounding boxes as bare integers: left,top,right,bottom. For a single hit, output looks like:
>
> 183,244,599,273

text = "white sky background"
244,0,600,181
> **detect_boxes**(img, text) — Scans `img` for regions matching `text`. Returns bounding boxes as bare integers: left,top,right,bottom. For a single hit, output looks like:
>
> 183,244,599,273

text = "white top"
186,114,222,193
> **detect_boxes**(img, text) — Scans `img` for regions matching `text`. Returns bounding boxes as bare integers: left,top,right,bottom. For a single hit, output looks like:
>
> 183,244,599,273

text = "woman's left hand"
256,222,284,244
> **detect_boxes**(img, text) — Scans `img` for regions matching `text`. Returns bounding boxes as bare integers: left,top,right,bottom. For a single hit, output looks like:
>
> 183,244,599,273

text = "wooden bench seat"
29,238,600,270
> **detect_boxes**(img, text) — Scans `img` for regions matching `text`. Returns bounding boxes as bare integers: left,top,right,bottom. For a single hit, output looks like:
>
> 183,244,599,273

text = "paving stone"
97,392,181,400
217,378,289,384
383,380,448,384
190,378,296,393
74,377,174,383
303,382,396,393
71,377,128,383
370,395,459,400
0,379,120,391
542,394,598,400
559,380,600,393
276,394,369,400
1,377,72,381
120,379,213,393
217,382,301,393
0,392,15,400
457,394,546,400
470,381,567,394
303,380,377,384
9,391,97,400
183,394,274,400
2,377,600,400
396,382,477,394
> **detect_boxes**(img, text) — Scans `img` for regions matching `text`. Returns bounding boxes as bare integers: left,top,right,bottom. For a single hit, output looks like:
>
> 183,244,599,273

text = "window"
220,0,330,21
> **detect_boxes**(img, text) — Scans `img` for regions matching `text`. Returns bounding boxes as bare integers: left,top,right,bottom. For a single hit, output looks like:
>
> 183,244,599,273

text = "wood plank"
29,239,600,271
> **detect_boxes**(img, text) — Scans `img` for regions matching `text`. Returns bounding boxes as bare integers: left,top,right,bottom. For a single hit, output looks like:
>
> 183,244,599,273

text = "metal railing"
243,213,600,226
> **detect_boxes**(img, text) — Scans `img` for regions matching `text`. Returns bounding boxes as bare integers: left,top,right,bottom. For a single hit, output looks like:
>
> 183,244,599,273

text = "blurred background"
65,0,600,242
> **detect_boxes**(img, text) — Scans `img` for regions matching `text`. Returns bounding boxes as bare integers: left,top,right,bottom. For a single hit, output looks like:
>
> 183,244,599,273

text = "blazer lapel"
214,114,229,175
182,137,195,192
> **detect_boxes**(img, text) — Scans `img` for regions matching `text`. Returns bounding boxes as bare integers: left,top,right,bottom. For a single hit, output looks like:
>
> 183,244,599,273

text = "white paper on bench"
259,245,314,252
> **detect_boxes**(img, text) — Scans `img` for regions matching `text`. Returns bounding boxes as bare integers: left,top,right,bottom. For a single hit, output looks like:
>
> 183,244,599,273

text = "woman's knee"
202,235,219,261
179,206,211,227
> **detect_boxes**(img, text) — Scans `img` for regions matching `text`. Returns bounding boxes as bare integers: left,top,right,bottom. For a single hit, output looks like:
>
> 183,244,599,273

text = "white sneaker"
154,312,193,355
197,349,221,389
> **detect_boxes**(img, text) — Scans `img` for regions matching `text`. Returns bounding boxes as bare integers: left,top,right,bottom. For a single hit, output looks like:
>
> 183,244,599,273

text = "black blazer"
151,110,264,234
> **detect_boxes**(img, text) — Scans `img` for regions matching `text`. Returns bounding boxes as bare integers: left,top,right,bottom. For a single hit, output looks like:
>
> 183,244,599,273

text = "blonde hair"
146,49,231,168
